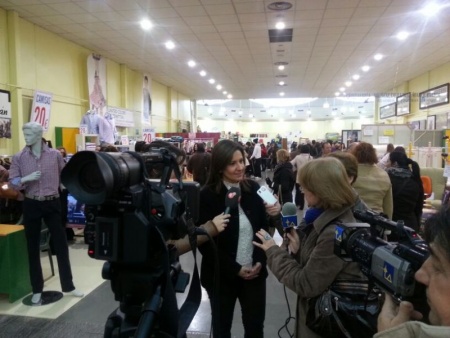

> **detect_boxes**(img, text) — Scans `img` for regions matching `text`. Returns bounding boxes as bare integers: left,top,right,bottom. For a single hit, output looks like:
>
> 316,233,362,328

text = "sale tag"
121,135,129,146
79,124,88,135
142,127,155,144
30,90,53,132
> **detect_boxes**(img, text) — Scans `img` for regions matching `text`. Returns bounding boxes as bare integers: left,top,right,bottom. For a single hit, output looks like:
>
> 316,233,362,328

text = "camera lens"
78,161,105,193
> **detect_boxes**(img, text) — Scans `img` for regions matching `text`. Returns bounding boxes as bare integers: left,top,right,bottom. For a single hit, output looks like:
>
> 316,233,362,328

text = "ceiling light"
140,19,153,31
323,101,330,108
339,87,346,92
278,65,285,71
421,3,441,16
279,81,285,86
216,84,222,90
345,81,352,87
275,22,286,29
165,40,175,50
396,31,409,40
227,94,233,99
187,60,196,67
279,92,285,96
335,92,340,96
352,74,360,80
361,65,370,72
223,91,227,95
208,78,215,84
374,53,383,61
199,70,207,77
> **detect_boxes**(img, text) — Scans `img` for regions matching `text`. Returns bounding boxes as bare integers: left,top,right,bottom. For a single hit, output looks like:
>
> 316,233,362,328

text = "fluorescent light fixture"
165,40,175,49
279,81,285,86
374,53,383,61
187,60,196,67
421,3,441,16
278,65,285,71
140,19,153,30
275,22,286,29
208,78,215,84
361,65,370,72
250,98,318,107
199,70,207,76
345,81,352,87
396,31,409,40
339,87,346,92
216,84,222,90
352,74,360,80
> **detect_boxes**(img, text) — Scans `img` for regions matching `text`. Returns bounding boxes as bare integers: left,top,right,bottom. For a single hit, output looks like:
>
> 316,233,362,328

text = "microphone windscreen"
281,202,297,216
225,187,241,209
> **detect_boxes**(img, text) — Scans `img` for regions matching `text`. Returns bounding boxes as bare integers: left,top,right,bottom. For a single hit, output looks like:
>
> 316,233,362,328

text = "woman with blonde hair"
254,157,370,338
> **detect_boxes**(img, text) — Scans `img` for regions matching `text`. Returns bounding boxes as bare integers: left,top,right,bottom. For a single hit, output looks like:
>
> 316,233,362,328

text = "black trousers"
294,183,304,209
253,158,262,178
23,198,75,293
207,276,266,338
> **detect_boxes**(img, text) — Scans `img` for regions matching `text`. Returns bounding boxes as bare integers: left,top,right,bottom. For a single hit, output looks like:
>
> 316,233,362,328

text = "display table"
0,224,32,302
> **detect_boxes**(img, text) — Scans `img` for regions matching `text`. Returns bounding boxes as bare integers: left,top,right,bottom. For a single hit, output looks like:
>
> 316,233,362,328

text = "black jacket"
273,162,295,204
196,180,269,290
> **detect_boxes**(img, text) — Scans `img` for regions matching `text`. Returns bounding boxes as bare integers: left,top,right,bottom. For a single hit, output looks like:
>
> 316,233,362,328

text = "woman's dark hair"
389,151,422,185
424,206,450,260
300,144,310,154
134,141,146,152
100,145,118,152
206,140,250,193
350,142,378,165
394,146,406,154
57,146,67,158
196,143,206,152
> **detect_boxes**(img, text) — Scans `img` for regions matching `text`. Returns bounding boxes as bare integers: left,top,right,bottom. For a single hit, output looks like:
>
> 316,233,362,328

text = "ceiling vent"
267,2,293,11
269,28,293,43
275,74,288,78
274,61,289,65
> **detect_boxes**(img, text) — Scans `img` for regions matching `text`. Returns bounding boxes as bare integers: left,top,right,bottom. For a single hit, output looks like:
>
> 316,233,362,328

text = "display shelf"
76,134,99,151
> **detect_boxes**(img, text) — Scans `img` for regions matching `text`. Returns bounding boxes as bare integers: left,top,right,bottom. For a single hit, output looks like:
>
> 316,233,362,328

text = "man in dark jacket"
186,142,211,186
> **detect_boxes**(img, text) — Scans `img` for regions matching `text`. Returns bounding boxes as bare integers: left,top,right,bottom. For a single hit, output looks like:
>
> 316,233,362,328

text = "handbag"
306,281,381,338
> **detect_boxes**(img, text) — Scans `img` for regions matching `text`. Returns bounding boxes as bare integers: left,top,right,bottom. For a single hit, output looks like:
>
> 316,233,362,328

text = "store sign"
0,90,12,119
106,106,135,127
143,127,155,143
30,90,52,131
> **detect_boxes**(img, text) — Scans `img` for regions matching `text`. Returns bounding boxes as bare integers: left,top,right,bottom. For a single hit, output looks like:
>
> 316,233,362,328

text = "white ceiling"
1,0,450,121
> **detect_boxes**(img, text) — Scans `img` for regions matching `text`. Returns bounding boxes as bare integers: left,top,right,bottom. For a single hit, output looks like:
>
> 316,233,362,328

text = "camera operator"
376,207,450,337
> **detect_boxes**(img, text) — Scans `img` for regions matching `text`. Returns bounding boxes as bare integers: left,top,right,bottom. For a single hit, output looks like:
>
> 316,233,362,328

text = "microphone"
224,187,241,214
281,202,297,232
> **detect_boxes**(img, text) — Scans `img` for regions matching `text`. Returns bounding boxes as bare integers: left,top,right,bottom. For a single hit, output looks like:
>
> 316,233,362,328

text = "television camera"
61,147,200,337
334,209,430,316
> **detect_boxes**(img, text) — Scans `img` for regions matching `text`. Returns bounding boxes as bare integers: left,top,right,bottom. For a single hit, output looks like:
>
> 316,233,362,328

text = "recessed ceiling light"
361,65,370,72
279,81,285,86
352,74,360,80
187,60,196,67
216,84,222,90
140,19,153,31
275,22,286,29
421,3,441,16
223,91,227,95
278,65,285,71
208,78,215,84
227,94,233,99
339,87,346,92
279,92,285,96
165,40,175,50
345,81,352,87
199,70,207,76
335,92,340,96
374,53,383,61
396,31,409,40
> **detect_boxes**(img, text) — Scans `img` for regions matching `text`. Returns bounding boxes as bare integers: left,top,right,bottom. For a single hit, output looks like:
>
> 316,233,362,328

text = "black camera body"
334,210,429,304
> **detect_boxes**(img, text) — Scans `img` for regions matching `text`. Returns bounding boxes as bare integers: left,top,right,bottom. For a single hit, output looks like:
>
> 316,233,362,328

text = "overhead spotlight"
140,19,153,31
199,70,207,76
275,22,286,29
279,92,285,96
345,81,352,87
223,91,227,95
208,78,215,84
227,94,233,99
165,40,175,50
279,81,285,86
187,60,196,67
216,84,222,90
396,31,409,40
374,53,383,61
352,74,360,80
278,65,285,71
339,87,346,92
335,92,340,96
361,65,370,72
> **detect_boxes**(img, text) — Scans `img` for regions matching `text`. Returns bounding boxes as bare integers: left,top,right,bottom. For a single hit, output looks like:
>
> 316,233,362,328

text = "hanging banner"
106,106,135,127
142,127,155,143
0,89,12,139
30,90,52,132
87,53,107,115
142,74,152,123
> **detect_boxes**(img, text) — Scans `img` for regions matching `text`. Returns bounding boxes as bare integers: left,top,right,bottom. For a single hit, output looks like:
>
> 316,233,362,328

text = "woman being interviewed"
254,157,367,338
197,139,281,338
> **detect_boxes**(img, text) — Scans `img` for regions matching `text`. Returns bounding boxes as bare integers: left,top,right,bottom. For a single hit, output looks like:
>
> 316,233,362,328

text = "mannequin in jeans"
9,122,83,304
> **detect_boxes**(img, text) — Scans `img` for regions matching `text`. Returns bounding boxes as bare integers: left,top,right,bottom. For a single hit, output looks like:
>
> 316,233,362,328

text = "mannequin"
9,122,83,304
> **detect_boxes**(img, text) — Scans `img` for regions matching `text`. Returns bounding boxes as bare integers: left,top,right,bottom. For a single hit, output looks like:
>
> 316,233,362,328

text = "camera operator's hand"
21,171,41,183
286,229,300,255
212,213,230,233
378,294,423,332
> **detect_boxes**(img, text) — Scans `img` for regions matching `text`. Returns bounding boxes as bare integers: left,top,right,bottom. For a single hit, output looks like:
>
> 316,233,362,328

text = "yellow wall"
0,9,191,156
